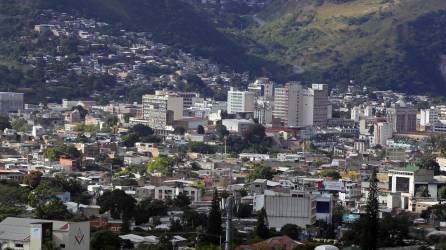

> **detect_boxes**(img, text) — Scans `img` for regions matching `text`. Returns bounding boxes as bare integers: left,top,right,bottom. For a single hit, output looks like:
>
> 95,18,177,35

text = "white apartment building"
142,91,183,129
227,88,255,114
420,107,438,127
273,82,313,128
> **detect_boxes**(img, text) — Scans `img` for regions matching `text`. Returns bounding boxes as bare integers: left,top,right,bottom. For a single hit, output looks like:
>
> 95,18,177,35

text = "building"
387,101,417,133
254,193,316,230
254,99,273,125
273,82,313,128
420,107,438,127
0,92,24,115
373,122,393,146
177,92,200,114
351,106,361,122
227,88,255,114
312,84,330,127
248,77,275,99
222,119,255,134
0,217,90,250
142,91,183,129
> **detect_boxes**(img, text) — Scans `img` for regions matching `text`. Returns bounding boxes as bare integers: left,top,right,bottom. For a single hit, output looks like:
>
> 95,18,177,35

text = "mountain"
0,0,289,77
246,0,446,94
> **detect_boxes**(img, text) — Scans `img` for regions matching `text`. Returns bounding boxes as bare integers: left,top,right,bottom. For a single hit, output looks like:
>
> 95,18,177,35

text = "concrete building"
312,84,330,127
273,82,313,128
351,106,361,122
254,99,273,125
178,92,200,113
0,217,90,250
142,91,183,129
254,193,316,230
373,122,393,146
0,92,24,115
420,107,438,127
222,119,255,134
248,77,275,99
387,101,417,133
227,88,255,114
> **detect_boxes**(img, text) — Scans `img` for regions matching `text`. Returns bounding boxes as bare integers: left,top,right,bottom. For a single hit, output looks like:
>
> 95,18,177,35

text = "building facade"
142,91,183,129
227,88,255,114
0,92,24,115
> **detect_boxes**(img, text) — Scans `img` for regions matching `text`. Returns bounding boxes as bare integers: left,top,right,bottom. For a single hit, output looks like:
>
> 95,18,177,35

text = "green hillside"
0,0,290,77
247,0,446,94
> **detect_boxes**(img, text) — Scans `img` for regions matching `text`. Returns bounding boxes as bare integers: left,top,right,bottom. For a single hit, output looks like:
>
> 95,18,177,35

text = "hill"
247,0,446,94
0,0,290,78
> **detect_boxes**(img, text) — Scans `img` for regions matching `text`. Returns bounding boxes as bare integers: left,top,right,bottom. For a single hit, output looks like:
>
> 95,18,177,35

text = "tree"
416,185,430,197
34,199,73,220
121,133,139,147
197,125,205,134
91,230,122,250
247,164,274,182
280,224,301,240
130,124,154,137
23,171,42,189
97,189,136,220
0,116,11,131
11,118,31,132
438,186,446,200
173,192,191,209
361,170,379,250
207,189,222,244
417,154,440,175
255,208,270,239
174,126,186,135
320,169,341,180
215,124,229,140
188,142,216,154
147,156,174,177
134,198,168,225
236,203,252,218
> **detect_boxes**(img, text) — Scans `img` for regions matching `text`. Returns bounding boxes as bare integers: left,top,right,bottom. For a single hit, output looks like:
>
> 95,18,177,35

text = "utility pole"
225,196,233,250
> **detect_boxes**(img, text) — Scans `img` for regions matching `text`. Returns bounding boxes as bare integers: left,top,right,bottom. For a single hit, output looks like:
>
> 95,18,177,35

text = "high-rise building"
387,101,417,133
273,82,313,128
373,122,393,146
420,107,438,127
227,88,255,114
311,84,330,127
248,77,275,99
178,92,200,114
142,91,183,129
351,106,361,122
254,99,273,125
0,92,24,115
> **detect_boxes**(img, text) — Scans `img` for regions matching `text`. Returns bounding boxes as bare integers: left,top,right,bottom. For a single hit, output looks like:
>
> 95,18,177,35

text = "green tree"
361,170,379,250
215,124,229,140
22,171,42,189
438,186,446,200
130,124,154,137
134,198,168,225
35,199,73,220
247,164,274,182
255,208,270,239
0,116,11,131
121,133,139,147
11,118,31,132
173,192,191,209
97,189,136,220
207,189,222,244
320,169,341,180
174,126,186,135
91,230,122,250
197,125,205,134
280,224,301,240
147,156,173,176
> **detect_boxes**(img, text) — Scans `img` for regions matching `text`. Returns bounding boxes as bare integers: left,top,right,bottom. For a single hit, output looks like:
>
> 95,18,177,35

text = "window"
15,243,24,248
60,244,66,248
